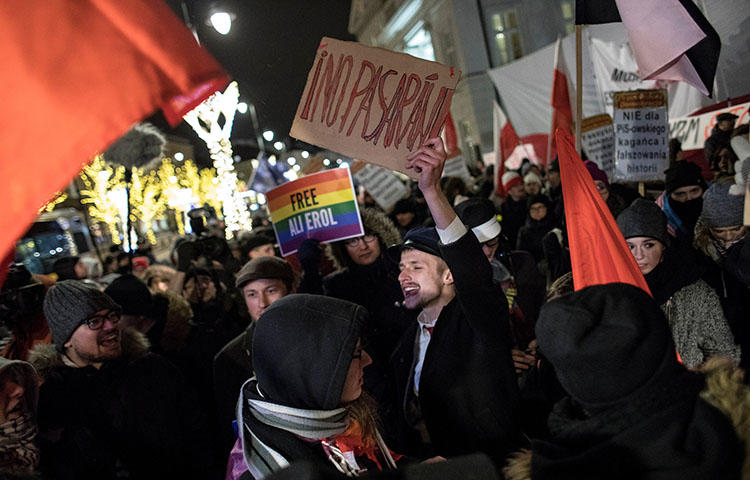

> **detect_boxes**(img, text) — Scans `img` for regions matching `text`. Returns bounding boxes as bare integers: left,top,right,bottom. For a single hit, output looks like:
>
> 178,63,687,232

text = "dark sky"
156,0,355,165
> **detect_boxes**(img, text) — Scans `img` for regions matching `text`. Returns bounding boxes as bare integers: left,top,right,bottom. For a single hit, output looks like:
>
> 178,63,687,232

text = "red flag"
557,129,650,294
492,102,521,196
442,111,462,158
0,0,230,276
547,38,574,167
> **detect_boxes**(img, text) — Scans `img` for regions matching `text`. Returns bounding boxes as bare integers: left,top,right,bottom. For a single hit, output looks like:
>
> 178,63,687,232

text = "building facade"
349,0,573,160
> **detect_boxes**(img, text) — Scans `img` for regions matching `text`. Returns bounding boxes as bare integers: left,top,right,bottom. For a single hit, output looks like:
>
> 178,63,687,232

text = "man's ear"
443,268,454,286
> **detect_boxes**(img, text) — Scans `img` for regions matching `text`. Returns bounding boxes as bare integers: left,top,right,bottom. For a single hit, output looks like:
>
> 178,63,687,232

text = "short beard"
344,391,381,446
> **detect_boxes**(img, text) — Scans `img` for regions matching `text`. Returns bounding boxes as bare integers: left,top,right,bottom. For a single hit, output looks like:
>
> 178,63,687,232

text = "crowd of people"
0,125,748,479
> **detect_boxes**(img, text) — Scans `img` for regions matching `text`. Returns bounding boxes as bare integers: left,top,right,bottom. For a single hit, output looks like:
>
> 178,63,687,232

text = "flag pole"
575,25,583,155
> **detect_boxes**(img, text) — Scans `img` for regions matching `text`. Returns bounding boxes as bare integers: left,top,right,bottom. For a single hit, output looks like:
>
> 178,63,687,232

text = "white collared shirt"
413,310,437,396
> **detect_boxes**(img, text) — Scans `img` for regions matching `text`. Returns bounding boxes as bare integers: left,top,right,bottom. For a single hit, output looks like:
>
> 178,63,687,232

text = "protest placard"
266,167,363,256
290,37,461,178
581,114,615,178
613,90,669,182
352,161,408,211
442,156,472,183
668,101,750,150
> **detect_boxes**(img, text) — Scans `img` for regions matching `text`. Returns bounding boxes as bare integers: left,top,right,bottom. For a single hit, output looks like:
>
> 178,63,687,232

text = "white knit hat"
502,171,522,192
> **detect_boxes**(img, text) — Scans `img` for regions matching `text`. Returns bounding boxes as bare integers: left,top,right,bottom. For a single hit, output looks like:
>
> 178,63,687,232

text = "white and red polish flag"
547,37,574,167
492,101,520,196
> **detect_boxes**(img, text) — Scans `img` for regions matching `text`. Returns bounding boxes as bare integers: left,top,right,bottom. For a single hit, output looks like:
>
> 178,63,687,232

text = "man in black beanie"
661,161,707,242
503,283,747,480
29,280,213,479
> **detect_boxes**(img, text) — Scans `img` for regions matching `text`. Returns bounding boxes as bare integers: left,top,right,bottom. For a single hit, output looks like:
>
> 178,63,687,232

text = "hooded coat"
29,328,213,480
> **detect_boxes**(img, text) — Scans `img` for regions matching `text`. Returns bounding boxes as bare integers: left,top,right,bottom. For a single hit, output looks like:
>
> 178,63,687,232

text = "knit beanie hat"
502,171,522,192
701,182,744,228
616,198,669,246
536,283,680,409
527,193,551,211
523,172,542,186
455,197,501,243
664,161,706,194
43,280,120,351
235,256,295,291
104,274,154,317
584,161,609,189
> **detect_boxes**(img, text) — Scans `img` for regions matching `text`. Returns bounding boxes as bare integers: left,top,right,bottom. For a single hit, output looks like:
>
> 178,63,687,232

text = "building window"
561,0,575,34
403,23,435,61
489,9,522,66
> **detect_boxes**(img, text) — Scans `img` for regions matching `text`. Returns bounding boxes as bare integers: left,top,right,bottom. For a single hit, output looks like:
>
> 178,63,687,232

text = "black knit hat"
664,162,707,194
104,274,154,317
616,198,670,246
252,294,367,410
536,283,680,409
235,256,294,291
43,280,120,351
52,256,80,281
526,193,551,211
455,197,501,243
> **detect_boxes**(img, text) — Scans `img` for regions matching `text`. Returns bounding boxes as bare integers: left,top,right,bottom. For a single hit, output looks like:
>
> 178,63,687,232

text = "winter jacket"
389,232,521,464
504,360,749,480
501,197,527,247
30,329,213,480
644,246,740,368
516,216,556,263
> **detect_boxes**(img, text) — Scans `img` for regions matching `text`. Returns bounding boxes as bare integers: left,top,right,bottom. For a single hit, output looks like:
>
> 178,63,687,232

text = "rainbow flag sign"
266,167,364,256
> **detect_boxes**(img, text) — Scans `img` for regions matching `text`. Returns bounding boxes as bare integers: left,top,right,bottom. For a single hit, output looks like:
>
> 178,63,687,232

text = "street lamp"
209,10,234,35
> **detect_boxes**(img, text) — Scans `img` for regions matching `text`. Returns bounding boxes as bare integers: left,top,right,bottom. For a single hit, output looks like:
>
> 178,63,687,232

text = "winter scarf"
240,378,395,478
0,413,39,476
644,245,704,305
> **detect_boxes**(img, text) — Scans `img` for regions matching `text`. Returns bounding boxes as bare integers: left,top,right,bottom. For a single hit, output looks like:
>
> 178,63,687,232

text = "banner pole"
575,25,583,155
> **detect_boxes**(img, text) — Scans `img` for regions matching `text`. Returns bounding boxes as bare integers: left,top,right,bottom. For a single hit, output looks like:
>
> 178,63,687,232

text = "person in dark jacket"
504,283,748,480
657,161,707,243
0,357,41,478
51,256,87,281
516,194,556,264
213,256,295,453
694,182,750,371
238,294,402,478
30,280,212,480
388,137,520,464
500,172,528,246
703,112,738,163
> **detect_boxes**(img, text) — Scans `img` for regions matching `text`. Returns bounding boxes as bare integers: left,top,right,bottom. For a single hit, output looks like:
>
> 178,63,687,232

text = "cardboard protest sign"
266,167,363,256
352,161,408,211
669,102,750,150
613,90,669,182
290,37,461,178
581,114,615,178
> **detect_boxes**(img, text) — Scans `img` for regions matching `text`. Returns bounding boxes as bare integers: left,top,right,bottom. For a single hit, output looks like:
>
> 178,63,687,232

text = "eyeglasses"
84,310,121,330
344,234,377,247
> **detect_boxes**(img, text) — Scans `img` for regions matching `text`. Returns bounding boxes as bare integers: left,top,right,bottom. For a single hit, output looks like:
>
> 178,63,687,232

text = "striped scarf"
0,413,39,476
239,378,395,479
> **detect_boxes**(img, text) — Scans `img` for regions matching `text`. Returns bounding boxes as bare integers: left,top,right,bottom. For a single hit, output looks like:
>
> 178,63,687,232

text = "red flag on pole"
0,0,230,277
557,128,651,294
492,101,521,196
441,111,462,158
547,37,574,167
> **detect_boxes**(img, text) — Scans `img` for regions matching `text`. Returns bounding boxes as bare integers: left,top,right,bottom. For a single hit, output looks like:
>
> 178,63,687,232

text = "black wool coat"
389,232,521,464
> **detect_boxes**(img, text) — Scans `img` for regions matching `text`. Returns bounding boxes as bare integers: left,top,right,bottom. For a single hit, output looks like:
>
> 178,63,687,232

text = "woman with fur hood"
504,283,749,480
616,199,740,368
694,182,750,371
238,294,402,478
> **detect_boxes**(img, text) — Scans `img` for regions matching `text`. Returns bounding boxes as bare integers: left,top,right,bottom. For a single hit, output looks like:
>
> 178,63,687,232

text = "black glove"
176,240,197,272
297,238,322,272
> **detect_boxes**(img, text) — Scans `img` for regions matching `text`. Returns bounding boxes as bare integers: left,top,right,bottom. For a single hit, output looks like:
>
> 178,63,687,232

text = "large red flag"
0,0,230,274
547,38,573,167
492,102,520,196
557,129,650,294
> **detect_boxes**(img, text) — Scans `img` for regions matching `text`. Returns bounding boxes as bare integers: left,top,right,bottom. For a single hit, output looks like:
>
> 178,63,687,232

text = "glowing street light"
210,11,233,35
262,130,274,142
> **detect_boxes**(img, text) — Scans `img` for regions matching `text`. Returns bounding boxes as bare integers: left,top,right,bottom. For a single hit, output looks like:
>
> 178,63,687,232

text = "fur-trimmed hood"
504,360,750,480
327,207,402,271
28,327,151,379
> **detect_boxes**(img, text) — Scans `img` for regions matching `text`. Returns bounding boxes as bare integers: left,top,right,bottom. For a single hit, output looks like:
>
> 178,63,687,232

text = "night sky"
155,0,356,166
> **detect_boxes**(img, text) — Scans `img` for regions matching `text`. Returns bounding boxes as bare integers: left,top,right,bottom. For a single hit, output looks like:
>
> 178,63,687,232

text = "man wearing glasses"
30,280,213,479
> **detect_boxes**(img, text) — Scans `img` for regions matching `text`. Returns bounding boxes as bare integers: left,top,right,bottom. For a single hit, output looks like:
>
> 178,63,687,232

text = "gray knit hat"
701,182,744,228
43,280,120,351
616,198,670,246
